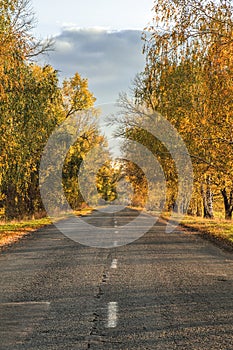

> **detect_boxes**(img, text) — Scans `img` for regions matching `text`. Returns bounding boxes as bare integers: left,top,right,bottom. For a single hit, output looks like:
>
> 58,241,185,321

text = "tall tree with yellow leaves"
0,0,106,219
133,0,233,218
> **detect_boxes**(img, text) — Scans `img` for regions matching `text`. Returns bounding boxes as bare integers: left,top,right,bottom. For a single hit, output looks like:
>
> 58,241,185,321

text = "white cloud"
55,40,73,53
46,27,146,104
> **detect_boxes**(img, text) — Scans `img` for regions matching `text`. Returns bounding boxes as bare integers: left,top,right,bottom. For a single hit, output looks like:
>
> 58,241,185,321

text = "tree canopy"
0,0,114,219
116,0,233,219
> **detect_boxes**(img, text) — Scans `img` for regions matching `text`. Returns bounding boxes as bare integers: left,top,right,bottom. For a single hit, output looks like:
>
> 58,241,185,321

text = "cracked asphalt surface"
0,207,233,349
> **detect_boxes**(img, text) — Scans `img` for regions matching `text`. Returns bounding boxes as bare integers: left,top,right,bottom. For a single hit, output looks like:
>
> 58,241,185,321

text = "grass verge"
0,217,51,248
159,212,233,252
0,208,93,249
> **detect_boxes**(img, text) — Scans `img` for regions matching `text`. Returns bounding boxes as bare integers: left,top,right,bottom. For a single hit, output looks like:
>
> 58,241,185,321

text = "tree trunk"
4,184,18,219
201,178,214,219
206,176,214,217
196,199,202,217
221,188,233,220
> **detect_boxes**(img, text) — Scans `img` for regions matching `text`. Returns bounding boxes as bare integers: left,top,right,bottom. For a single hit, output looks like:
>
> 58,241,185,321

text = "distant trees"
116,0,233,219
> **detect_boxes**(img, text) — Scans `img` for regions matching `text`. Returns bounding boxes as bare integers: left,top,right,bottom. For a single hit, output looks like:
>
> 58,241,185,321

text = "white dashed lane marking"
107,302,118,328
111,259,118,269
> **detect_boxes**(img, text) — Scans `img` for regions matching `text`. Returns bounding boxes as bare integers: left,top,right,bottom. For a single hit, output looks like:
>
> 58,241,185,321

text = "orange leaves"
136,0,233,215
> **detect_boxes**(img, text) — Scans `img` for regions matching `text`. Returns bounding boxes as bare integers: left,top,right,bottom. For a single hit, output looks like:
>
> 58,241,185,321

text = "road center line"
111,259,118,269
0,301,51,306
107,302,118,328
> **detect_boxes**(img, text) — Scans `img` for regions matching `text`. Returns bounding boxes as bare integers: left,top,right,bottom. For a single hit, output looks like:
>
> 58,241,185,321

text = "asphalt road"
0,208,233,349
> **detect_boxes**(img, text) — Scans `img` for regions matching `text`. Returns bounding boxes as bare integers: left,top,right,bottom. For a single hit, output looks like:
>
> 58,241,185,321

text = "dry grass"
180,215,233,243
0,217,52,248
0,208,93,249
157,211,233,248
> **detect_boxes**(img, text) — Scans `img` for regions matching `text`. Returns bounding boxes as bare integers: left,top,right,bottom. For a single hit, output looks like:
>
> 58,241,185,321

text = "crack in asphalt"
87,253,113,349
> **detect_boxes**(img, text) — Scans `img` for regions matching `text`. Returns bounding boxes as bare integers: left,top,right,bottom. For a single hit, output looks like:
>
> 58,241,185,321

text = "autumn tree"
0,0,55,218
0,0,105,219
62,73,96,117
96,161,121,203
131,0,233,219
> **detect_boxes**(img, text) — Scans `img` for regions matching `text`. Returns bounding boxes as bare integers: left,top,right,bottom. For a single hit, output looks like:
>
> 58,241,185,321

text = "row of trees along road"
115,0,233,220
0,0,117,219
2,0,233,220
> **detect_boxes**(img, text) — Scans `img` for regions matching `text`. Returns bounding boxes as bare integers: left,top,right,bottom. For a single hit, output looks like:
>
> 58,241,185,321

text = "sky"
31,0,154,154
32,0,154,100
31,0,154,37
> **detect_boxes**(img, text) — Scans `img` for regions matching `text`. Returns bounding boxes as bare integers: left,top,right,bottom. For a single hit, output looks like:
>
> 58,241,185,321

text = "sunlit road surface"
0,207,233,349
